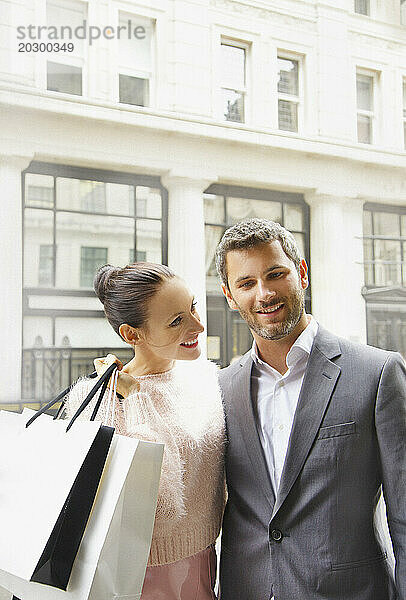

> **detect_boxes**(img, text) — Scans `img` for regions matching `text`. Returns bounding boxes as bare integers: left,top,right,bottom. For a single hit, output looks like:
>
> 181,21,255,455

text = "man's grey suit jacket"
218,326,405,600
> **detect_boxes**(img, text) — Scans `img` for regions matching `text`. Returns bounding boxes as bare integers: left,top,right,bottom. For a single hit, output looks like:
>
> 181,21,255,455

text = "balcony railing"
16,346,133,412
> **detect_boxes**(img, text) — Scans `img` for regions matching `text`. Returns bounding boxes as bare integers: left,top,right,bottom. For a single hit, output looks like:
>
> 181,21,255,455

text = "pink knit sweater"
65,358,226,566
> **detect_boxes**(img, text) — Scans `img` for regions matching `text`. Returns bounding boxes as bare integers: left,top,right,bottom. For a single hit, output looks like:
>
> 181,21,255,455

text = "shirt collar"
251,315,318,369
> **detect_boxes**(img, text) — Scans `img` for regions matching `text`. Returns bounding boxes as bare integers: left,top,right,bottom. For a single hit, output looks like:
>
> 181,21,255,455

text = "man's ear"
221,283,239,311
299,259,309,290
119,323,141,345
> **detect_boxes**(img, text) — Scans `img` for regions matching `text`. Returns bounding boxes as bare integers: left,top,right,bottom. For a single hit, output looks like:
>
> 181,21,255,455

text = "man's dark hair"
215,218,302,289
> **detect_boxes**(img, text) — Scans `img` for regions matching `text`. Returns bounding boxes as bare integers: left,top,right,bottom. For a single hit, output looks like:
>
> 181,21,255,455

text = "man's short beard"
235,287,306,341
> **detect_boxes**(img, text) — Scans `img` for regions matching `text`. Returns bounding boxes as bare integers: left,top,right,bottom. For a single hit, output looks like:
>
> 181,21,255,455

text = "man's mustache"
253,299,285,311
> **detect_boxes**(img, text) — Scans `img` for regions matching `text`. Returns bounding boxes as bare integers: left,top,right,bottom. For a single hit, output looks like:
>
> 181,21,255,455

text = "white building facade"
1,0,406,406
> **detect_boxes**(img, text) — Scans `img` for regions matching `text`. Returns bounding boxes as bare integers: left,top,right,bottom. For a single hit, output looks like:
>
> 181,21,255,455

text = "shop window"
39,245,54,287
204,185,309,366
363,207,406,288
80,247,108,288
21,163,167,403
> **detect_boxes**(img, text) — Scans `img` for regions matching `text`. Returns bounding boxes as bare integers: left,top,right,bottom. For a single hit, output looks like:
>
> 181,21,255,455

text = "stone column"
162,171,216,358
0,155,34,402
305,192,366,343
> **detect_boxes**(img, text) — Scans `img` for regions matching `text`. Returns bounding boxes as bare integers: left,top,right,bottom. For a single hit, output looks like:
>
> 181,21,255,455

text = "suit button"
270,529,283,542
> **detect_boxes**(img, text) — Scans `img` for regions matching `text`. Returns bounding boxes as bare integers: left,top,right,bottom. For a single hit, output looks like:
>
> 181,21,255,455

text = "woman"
64,262,225,600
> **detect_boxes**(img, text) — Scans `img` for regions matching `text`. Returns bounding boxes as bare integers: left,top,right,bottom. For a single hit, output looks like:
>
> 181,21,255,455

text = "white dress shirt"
251,316,318,495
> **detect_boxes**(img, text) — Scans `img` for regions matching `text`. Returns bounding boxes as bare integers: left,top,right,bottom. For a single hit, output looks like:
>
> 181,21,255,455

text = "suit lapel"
231,355,276,510
271,327,342,518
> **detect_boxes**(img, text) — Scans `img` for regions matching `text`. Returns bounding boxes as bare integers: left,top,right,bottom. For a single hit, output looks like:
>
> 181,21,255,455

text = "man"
215,218,405,600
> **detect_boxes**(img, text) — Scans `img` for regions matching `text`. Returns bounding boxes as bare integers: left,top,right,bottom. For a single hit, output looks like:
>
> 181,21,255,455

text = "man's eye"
240,281,254,288
169,316,182,327
269,272,283,279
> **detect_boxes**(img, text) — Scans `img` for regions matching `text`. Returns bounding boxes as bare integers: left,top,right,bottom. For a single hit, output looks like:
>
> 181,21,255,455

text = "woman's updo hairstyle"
94,262,176,338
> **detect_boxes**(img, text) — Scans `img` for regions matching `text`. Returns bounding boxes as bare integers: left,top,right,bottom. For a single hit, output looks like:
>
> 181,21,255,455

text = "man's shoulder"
218,351,252,387
315,325,400,366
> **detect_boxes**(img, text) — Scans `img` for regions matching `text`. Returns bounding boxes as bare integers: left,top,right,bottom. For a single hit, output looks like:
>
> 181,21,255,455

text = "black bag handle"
25,364,118,431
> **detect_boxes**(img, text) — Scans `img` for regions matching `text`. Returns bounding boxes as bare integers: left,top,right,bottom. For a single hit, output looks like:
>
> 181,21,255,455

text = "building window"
401,0,406,24
363,206,406,288
403,78,406,149
354,0,370,15
22,164,167,402
221,41,247,123
356,72,375,144
46,0,86,96
129,249,147,262
80,247,108,287
118,13,153,107
363,204,406,358
277,55,301,133
23,165,166,290
80,181,106,213
204,185,309,366
25,175,54,208
39,245,54,287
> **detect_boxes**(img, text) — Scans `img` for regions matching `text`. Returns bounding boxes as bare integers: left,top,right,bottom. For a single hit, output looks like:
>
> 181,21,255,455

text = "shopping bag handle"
65,363,118,431
25,364,118,430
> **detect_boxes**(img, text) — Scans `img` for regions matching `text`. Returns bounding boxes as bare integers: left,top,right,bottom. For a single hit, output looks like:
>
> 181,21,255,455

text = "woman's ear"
119,323,140,345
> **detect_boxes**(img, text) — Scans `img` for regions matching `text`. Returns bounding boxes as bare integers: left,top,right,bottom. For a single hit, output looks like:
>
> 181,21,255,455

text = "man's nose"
257,281,276,302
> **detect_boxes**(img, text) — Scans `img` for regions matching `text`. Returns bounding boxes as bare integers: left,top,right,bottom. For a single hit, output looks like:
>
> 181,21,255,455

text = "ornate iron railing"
18,347,133,411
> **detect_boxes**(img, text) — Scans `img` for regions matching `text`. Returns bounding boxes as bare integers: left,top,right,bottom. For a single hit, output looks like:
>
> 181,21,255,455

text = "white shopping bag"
0,409,163,600
0,408,108,585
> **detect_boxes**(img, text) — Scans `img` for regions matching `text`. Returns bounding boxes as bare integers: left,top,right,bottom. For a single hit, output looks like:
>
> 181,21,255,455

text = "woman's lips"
180,337,199,349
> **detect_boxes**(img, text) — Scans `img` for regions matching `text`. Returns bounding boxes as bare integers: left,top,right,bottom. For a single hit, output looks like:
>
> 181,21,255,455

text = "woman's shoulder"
174,358,219,382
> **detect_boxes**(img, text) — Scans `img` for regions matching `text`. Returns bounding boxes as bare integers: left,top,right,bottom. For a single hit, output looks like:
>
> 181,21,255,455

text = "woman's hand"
93,354,140,398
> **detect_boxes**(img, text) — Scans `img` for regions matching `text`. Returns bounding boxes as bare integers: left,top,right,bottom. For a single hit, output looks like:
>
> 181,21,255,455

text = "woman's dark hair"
94,262,176,337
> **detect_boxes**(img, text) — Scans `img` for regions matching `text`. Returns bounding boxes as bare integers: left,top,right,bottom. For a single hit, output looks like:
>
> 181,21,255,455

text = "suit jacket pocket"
331,551,387,571
317,421,356,440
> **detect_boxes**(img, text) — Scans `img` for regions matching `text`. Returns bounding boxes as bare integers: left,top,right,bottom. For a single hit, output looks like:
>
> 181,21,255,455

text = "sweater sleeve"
62,377,98,423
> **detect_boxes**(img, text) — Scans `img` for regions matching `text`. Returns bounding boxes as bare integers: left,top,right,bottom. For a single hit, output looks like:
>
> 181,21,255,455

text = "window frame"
277,51,304,134
356,68,378,145
354,0,370,16
80,246,108,288
45,0,88,96
115,10,155,108
220,38,250,124
403,77,406,149
22,162,168,300
203,184,310,366
363,203,406,289
401,0,406,25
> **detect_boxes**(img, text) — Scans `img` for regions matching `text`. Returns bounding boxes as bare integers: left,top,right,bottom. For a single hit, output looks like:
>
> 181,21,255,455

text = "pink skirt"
140,545,217,600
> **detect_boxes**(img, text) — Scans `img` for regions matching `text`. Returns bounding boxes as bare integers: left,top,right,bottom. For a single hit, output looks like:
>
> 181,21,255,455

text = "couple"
67,218,405,600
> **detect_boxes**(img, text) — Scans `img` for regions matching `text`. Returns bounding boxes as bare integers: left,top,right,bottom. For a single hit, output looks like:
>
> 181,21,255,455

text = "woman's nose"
190,312,205,334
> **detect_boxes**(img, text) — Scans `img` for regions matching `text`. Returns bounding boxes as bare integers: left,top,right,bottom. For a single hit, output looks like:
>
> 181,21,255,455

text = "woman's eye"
240,281,254,288
191,301,197,312
169,316,182,327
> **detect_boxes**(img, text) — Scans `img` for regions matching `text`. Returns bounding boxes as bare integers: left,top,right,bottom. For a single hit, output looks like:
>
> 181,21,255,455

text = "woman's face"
139,277,205,361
